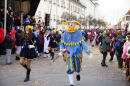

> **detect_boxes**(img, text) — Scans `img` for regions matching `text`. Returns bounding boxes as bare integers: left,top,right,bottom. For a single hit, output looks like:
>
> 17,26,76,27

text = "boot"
49,50,52,57
70,85,74,86
22,64,27,69
101,62,108,67
15,55,20,60
51,52,54,60
24,69,31,82
76,75,80,81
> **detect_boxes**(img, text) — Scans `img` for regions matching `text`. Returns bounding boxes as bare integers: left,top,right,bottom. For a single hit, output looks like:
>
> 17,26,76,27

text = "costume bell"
60,20,92,86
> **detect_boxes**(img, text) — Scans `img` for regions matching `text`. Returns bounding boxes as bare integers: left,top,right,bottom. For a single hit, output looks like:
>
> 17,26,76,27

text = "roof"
72,0,86,8
126,9,130,15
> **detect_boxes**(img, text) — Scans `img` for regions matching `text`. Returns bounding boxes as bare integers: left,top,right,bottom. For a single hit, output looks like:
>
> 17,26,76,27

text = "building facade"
35,0,86,29
121,9,130,29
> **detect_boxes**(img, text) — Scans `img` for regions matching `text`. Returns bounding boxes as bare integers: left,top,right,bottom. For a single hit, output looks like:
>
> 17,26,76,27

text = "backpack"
115,38,124,54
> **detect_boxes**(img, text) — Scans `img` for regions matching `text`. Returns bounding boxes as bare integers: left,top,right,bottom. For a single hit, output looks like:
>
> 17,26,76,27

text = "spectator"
4,30,14,65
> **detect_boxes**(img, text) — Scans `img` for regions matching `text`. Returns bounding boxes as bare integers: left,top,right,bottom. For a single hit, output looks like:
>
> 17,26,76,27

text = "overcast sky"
98,0,130,25
81,0,130,25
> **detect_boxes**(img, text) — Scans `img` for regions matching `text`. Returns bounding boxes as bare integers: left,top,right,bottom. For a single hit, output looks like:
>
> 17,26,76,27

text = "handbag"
99,46,103,53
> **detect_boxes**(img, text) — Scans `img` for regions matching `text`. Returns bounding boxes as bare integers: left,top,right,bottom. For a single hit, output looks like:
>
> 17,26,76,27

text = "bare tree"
92,18,97,28
97,19,106,28
87,15,93,29
61,12,69,21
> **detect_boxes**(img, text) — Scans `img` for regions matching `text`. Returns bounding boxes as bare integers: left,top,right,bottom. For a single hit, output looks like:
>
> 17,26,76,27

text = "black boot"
51,52,54,60
101,62,108,67
22,64,27,69
49,50,52,57
15,55,20,60
76,75,80,81
24,69,31,82
70,85,74,86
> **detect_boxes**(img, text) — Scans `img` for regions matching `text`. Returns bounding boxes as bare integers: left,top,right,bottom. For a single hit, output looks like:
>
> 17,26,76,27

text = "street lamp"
4,0,7,36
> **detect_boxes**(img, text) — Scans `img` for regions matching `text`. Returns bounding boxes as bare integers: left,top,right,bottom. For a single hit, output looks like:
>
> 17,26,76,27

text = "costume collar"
66,25,78,33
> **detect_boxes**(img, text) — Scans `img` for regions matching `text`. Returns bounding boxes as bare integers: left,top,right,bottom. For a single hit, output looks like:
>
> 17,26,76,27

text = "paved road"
0,46,130,86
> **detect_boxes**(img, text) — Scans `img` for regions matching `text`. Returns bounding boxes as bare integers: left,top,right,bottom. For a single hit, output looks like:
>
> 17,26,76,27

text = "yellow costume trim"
86,50,91,53
16,54,20,58
63,55,83,61
75,21,82,26
126,36,129,40
75,58,78,72
66,25,78,33
70,56,73,72
66,63,68,72
60,39,84,46
20,56,37,60
61,21,82,26
27,25,33,30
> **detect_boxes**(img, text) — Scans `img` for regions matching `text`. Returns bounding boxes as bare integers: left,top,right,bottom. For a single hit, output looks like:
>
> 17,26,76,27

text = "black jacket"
15,30,22,46
4,34,14,49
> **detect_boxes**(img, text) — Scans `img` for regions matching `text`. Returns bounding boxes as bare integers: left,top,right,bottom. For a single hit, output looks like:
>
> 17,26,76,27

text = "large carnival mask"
69,21,75,28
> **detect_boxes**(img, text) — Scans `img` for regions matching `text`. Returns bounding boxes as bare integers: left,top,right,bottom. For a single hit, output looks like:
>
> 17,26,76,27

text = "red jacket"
0,28,5,43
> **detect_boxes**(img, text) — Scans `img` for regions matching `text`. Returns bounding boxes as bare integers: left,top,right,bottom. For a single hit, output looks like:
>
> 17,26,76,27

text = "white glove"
58,52,62,56
28,45,35,49
88,53,92,59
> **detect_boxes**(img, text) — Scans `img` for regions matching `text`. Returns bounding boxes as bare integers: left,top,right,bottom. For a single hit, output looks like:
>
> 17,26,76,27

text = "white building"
91,0,99,19
121,9,130,29
35,0,86,29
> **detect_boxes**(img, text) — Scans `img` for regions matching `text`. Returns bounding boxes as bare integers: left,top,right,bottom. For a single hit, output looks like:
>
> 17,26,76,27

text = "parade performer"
48,29,57,60
19,25,38,82
43,29,50,57
60,20,92,86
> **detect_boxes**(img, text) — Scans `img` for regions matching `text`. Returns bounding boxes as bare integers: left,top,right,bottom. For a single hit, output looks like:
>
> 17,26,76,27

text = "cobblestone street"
0,46,130,86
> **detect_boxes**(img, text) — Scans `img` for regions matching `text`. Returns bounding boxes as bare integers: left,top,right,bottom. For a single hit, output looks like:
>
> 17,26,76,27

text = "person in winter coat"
38,31,44,55
4,30,14,64
114,35,125,68
15,29,22,60
101,31,110,67
109,35,116,62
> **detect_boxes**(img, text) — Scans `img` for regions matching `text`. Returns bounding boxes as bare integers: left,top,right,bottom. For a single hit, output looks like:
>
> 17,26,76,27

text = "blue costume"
60,30,91,74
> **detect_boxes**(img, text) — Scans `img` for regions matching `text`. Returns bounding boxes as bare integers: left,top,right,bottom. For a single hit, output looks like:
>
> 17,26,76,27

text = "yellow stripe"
80,59,82,68
66,63,68,72
70,56,73,72
20,57,37,60
75,57,78,72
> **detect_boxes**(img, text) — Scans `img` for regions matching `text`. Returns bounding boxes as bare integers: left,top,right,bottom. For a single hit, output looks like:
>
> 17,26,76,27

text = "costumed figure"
59,20,92,86
43,29,50,57
109,35,116,62
19,25,39,82
48,30,57,60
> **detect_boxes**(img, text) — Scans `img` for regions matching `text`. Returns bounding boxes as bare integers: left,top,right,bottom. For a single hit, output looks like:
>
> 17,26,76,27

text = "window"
61,0,63,7
67,3,69,9
57,0,59,6
64,2,65,8
53,0,56,4
57,16,59,20
71,5,72,11
73,5,75,12
75,6,77,12
49,0,52,3
53,15,56,20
